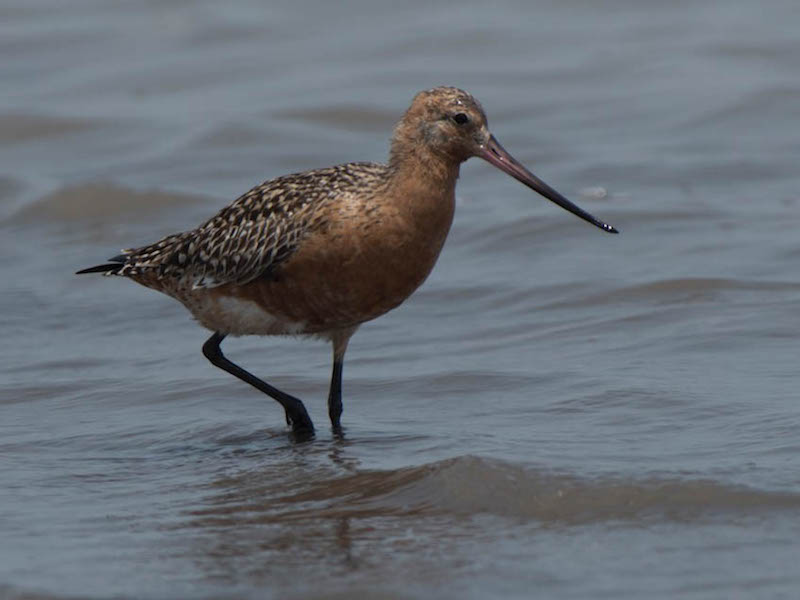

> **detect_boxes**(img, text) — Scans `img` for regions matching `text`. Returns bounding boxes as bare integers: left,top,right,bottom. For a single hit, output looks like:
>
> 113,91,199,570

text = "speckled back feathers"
112,161,390,289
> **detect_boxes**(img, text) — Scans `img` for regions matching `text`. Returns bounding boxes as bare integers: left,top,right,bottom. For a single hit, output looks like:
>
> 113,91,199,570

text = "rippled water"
2,1,800,598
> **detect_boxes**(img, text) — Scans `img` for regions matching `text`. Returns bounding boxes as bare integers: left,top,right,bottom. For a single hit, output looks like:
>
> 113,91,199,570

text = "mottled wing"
179,177,315,289
113,163,383,288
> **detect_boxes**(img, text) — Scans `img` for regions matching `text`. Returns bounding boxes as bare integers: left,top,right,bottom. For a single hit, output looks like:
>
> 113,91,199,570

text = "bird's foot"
285,403,315,440
328,397,343,433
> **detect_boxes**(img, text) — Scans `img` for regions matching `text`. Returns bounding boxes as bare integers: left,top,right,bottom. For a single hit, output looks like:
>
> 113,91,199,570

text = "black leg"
328,328,354,432
328,356,344,431
202,332,314,434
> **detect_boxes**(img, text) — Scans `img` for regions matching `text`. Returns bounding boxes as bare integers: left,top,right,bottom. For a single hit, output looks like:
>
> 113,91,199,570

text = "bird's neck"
387,139,461,198
382,142,459,258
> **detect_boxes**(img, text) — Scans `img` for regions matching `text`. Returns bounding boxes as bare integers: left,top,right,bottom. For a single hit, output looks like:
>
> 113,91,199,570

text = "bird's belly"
228,257,430,333
203,193,455,334
214,228,446,333
185,291,309,336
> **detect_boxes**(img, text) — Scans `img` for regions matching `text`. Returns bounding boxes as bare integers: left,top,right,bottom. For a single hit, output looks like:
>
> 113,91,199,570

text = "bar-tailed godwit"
78,87,617,435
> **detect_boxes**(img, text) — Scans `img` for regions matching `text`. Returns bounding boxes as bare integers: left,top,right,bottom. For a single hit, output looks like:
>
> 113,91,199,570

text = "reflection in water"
180,452,800,585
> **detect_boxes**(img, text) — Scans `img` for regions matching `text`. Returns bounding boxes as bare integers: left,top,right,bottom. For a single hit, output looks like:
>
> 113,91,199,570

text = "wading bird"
77,87,617,435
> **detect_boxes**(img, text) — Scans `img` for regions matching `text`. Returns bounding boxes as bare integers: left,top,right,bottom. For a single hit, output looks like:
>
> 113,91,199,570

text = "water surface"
2,1,800,598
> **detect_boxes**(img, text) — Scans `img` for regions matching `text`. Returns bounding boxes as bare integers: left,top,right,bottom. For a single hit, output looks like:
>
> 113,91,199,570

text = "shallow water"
2,1,800,598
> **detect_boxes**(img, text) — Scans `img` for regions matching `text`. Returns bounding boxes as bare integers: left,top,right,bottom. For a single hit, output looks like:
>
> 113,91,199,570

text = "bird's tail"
75,254,128,275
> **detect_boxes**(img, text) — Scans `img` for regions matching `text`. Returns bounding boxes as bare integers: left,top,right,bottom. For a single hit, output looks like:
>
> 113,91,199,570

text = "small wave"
5,182,207,226
195,455,800,526
0,586,71,600
538,277,800,310
0,113,99,144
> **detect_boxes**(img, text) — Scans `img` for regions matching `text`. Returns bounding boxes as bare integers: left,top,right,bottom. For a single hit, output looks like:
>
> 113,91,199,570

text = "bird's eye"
452,113,469,125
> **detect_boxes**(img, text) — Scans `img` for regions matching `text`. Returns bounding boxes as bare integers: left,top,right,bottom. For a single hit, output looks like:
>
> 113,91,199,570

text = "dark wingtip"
76,253,128,275
76,263,122,275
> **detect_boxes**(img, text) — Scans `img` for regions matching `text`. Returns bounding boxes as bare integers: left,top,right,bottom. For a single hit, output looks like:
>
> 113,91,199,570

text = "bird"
77,86,618,436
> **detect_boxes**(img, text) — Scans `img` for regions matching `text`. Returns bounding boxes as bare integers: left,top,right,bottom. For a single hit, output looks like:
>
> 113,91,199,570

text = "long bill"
479,134,618,234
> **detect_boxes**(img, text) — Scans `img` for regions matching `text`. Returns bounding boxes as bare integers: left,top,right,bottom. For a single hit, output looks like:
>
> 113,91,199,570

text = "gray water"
2,1,800,598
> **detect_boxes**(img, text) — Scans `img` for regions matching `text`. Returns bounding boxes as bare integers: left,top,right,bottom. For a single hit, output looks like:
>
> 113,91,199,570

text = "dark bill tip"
479,134,619,234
